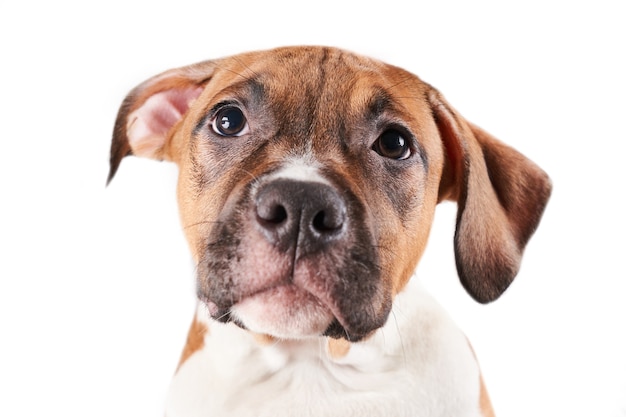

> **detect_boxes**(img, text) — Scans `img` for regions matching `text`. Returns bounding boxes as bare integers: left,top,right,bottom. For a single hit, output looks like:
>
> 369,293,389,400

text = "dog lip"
230,283,336,337
199,275,385,341
198,284,375,341
198,280,312,324
197,295,232,323
240,282,296,302
198,263,385,340
203,280,365,340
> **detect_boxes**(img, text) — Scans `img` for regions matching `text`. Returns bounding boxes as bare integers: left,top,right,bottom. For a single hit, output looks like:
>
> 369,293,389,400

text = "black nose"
255,180,347,254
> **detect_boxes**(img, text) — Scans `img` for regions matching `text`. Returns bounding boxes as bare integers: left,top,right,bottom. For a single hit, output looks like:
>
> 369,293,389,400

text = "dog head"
109,46,551,341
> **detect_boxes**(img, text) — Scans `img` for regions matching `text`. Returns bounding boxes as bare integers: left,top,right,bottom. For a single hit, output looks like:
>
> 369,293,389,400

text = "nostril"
257,203,288,225
312,209,344,232
312,211,327,231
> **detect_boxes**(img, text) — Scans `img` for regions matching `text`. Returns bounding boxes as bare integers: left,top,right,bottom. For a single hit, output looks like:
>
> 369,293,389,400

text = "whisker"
232,165,262,186
390,309,408,368
392,96,424,101
183,219,222,231
366,239,401,259
386,75,415,90
343,328,352,342
231,55,261,80
215,309,232,322
210,60,254,82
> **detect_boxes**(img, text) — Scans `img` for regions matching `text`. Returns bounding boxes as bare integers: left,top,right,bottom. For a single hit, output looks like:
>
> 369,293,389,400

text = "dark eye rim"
210,104,250,137
372,128,414,160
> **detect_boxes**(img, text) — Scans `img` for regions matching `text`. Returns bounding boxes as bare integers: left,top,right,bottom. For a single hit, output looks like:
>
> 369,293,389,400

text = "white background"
1,1,624,416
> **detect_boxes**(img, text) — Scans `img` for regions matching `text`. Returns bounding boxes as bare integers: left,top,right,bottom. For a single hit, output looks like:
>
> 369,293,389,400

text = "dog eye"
373,130,411,160
211,107,249,136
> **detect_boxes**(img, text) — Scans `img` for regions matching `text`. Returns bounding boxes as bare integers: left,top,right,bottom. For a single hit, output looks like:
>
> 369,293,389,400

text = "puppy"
108,46,551,417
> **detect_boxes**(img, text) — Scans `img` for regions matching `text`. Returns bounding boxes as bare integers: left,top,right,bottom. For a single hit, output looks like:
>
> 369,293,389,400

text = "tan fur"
327,338,351,360
253,333,278,346
176,316,208,370
108,46,551,416
467,339,496,417
479,374,496,417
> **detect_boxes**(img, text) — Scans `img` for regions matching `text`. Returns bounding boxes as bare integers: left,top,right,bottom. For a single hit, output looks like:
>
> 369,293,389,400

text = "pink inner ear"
126,86,204,158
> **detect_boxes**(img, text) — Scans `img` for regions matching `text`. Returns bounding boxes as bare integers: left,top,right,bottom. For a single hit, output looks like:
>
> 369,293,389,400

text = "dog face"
109,46,551,341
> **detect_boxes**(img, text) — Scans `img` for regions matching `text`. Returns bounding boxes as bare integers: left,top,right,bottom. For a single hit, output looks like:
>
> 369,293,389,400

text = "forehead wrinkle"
347,82,397,121
367,87,394,119
210,76,266,108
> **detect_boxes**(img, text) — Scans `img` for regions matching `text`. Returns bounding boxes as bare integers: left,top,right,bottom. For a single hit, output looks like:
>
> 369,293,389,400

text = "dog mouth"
200,271,350,340
197,235,390,341
197,178,390,341
200,266,385,342
228,284,337,339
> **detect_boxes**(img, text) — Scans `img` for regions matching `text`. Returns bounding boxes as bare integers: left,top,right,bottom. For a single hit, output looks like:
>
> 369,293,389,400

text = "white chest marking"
165,282,483,417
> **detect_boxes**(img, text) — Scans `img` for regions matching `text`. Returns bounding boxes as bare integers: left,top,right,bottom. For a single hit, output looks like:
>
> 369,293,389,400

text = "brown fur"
108,46,551,413
176,316,208,370
110,47,550,304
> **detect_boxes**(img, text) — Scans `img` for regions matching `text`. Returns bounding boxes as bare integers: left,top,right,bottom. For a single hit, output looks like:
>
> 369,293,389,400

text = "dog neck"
165,281,484,417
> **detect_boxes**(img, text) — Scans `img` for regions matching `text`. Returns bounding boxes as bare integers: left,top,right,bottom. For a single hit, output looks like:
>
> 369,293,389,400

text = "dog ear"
107,61,216,185
428,89,551,303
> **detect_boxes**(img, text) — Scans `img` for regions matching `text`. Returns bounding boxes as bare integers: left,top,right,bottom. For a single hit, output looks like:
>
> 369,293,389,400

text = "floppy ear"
429,89,552,303
107,61,217,184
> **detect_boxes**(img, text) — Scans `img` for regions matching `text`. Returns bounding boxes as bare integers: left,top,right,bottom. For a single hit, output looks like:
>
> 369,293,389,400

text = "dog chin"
229,284,335,339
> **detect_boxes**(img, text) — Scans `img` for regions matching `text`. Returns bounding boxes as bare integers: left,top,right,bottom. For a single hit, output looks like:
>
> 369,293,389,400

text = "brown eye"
373,130,411,160
211,107,249,136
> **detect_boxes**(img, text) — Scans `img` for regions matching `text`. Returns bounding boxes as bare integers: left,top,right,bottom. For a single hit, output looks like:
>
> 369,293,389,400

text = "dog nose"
255,180,347,254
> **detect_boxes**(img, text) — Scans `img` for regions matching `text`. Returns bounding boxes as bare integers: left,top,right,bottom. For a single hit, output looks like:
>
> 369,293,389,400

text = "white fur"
165,280,484,417
268,156,328,184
